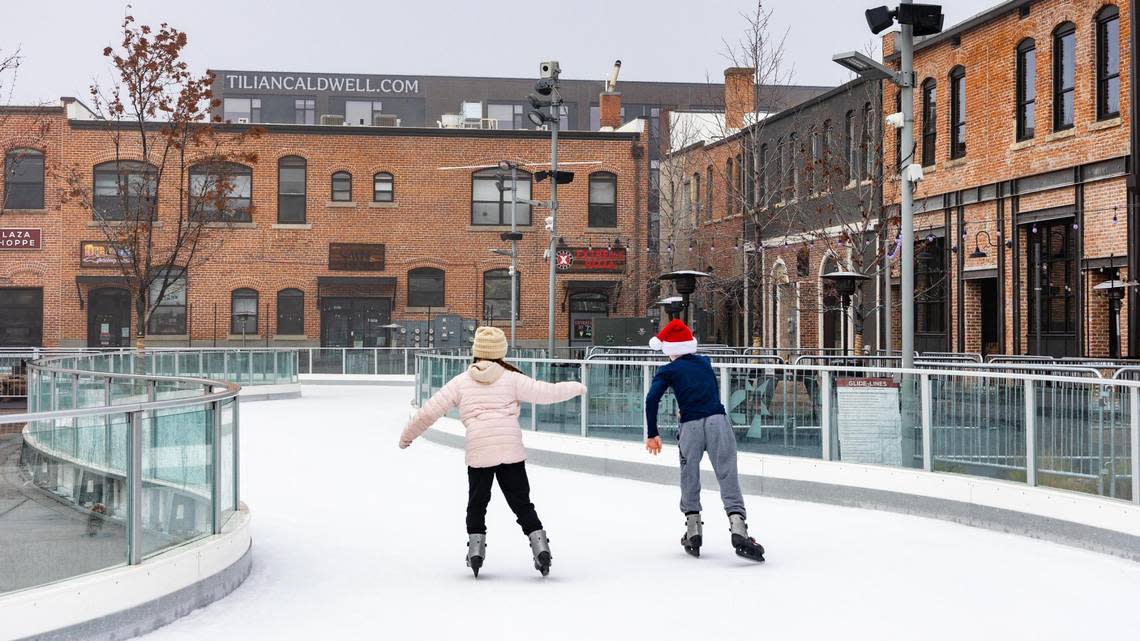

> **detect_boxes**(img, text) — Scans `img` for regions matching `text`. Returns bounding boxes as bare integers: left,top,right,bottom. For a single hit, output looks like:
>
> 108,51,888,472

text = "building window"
373,172,394,202
862,102,875,179
921,79,937,166
276,288,304,335
735,153,743,212
346,100,383,126
948,68,966,159
231,288,259,335
277,156,307,223
93,160,156,221
472,168,531,225
915,236,946,335
148,269,186,335
331,171,352,202
4,148,44,209
1016,39,1037,140
745,149,755,207
408,267,445,307
705,166,713,220
295,99,315,124
592,169,620,226
222,98,260,123
483,268,519,320
1052,22,1076,131
725,158,734,214
682,178,692,224
1096,6,1121,120
822,120,833,191
788,133,799,199
810,130,820,193
188,162,252,222
691,172,701,222
488,103,525,130
648,161,660,212
758,144,767,206
774,138,784,201
844,111,856,182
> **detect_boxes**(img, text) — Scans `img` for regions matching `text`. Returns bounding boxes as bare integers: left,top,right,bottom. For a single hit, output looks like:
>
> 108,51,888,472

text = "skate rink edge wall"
0,506,252,641
421,417,1140,562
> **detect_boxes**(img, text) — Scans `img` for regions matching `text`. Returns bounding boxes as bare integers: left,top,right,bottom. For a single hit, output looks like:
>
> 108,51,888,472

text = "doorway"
979,279,1000,356
0,288,43,346
320,297,392,347
568,292,609,347
88,288,131,347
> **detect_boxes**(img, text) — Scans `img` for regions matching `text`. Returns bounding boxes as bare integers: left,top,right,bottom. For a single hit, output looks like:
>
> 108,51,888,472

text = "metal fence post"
374,348,380,376
921,373,933,471
223,351,229,379
404,349,409,376
128,409,143,565
212,399,223,534
104,377,112,468
821,370,833,461
719,366,730,409
1131,386,1139,505
233,396,241,510
642,365,651,440
580,363,588,437
1025,379,1037,487
342,347,347,376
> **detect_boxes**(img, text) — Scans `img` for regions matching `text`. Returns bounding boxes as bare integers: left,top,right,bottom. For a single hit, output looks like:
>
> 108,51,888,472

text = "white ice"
140,386,1140,641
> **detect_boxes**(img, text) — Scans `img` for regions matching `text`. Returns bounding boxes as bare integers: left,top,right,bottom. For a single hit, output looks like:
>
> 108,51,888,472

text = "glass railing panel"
585,362,643,441
726,367,822,459
830,371,919,468
931,373,1027,482
533,362,581,435
142,405,213,558
219,399,236,524
178,352,203,378
345,349,374,375
297,348,311,375
514,360,533,428
311,349,344,375
1,412,130,595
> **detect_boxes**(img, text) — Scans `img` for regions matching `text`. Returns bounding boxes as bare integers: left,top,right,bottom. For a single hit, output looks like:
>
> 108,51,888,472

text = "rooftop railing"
415,353,1139,505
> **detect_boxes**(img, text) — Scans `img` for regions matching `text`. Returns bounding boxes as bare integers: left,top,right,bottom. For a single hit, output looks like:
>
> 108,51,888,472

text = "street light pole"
547,102,560,357
899,0,916,370
510,164,519,350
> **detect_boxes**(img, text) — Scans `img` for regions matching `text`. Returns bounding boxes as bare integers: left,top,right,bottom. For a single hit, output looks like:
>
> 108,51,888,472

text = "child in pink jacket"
400,326,586,578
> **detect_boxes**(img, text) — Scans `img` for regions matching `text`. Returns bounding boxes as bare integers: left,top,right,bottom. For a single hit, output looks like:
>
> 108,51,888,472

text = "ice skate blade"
731,534,765,563
534,551,551,577
681,534,702,557
467,555,483,577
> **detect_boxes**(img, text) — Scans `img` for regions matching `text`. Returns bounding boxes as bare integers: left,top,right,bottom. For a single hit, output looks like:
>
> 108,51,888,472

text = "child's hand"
645,436,662,455
576,382,588,396
399,437,412,449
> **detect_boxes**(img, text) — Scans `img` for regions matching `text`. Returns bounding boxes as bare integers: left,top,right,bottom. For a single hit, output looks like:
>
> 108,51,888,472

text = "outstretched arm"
400,379,460,448
513,372,586,405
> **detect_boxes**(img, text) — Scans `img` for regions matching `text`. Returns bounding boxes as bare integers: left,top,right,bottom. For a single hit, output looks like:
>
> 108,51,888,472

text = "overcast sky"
2,0,1000,104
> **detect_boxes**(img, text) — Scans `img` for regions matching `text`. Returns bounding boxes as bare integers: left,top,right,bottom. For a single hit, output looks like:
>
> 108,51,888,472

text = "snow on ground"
141,386,1140,641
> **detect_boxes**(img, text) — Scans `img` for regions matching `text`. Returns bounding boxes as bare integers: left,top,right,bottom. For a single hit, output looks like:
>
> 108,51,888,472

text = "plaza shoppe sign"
0,228,41,250
554,247,627,274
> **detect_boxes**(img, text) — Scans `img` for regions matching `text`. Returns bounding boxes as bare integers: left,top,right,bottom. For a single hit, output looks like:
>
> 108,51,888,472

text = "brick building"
882,0,1133,357
659,69,884,352
0,95,647,348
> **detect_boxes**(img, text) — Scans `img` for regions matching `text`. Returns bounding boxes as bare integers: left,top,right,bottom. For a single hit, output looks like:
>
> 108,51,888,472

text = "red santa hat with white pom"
648,319,699,356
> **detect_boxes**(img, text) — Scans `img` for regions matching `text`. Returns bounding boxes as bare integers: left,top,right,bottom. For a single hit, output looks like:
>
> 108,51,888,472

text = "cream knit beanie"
472,326,508,360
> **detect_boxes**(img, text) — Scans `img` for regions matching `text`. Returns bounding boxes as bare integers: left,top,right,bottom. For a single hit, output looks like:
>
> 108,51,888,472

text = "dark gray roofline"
883,0,1030,61
66,119,642,141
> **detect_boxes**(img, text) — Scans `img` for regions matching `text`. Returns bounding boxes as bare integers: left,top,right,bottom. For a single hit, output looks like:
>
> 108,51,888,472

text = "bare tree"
64,17,263,349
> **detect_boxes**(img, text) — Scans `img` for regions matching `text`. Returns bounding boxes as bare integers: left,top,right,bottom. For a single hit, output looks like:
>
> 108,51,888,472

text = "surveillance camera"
903,163,924,183
885,112,904,129
539,60,561,80
544,216,554,231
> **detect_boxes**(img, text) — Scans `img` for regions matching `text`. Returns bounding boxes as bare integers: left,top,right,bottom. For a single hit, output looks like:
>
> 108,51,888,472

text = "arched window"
277,156,307,223
4,148,44,209
691,172,701,222
1096,5,1121,120
1052,22,1076,131
788,132,799,198
705,165,713,220
483,268,519,320
472,168,531,225
331,171,352,202
276,288,304,335
407,267,445,307
820,254,842,350
948,67,966,159
920,79,937,166
862,102,875,179
758,143,768,205
724,157,734,213
774,138,784,200
844,111,856,182
93,160,156,221
810,129,820,193
1016,39,1037,140
373,172,394,202
188,162,251,222
231,288,259,335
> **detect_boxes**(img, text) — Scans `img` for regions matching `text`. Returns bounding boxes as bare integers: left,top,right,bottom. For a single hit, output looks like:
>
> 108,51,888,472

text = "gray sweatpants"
677,413,746,517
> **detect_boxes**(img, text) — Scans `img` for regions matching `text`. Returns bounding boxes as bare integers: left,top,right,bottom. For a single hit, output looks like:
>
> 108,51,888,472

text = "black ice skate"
728,513,765,562
681,513,703,557
527,529,552,576
466,534,486,577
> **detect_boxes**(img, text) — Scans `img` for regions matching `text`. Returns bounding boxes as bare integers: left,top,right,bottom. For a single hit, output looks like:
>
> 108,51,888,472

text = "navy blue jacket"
644,354,726,439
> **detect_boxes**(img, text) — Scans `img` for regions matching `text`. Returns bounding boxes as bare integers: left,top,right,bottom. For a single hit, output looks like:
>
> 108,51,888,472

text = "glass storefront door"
87,288,131,347
320,297,392,347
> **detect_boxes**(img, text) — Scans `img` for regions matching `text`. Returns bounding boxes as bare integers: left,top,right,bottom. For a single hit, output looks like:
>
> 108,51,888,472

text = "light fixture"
865,5,896,34
897,3,946,37
527,110,548,127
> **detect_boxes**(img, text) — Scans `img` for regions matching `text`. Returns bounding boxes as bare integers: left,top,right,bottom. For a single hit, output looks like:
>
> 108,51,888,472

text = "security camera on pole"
833,1,943,370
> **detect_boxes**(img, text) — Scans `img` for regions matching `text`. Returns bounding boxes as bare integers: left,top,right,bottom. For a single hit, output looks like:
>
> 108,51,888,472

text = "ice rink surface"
141,386,1140,641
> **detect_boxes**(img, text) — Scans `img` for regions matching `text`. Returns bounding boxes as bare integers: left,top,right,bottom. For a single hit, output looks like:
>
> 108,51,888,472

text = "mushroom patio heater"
655,295,684,322
821,270,870,356
658,270,710,326
1093,275,1132,358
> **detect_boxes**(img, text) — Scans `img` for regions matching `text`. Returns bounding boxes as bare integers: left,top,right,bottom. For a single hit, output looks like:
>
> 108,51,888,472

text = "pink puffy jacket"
401,360,586,468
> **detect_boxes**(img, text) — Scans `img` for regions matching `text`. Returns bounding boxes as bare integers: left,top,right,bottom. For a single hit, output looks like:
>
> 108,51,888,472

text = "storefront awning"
317,276,396,299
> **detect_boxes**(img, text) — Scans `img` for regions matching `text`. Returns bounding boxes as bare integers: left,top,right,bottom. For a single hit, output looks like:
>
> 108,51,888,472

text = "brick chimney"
724,67,756,130
599,91,622,130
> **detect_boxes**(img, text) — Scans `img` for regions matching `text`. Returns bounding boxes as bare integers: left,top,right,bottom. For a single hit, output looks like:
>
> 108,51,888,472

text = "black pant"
466,461,543,535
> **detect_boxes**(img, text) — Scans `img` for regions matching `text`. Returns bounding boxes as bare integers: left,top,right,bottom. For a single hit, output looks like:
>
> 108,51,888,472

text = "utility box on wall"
591,317,657,347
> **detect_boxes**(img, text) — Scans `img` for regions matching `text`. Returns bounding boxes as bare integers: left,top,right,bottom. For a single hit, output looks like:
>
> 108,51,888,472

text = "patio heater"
655,295,684,322
821,270,870,356
658,270,710,326
1093,274,1132,358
